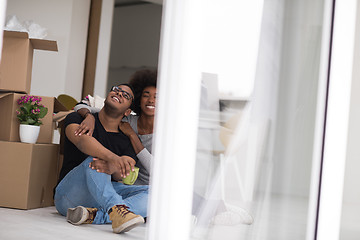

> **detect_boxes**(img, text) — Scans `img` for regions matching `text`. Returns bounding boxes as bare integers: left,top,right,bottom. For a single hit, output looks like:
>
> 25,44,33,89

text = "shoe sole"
211,210,254,225
236,209,254,225
67,206,88,225
113,216,144,233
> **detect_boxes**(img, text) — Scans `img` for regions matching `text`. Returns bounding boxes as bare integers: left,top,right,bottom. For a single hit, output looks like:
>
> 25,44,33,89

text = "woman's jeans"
54,156,149,224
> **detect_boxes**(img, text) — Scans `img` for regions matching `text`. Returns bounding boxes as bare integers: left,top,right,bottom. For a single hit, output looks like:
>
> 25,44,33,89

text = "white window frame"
316,0,357,239
147,0,203,240
306,0,334,239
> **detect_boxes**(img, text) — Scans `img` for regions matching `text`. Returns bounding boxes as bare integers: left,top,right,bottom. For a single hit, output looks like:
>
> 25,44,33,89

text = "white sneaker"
191,215,198,226
211,205,253,225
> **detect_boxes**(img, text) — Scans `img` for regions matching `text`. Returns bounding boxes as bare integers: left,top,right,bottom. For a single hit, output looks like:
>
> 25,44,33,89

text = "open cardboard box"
0,30,58,93
0,93,68,143
0,141,59,209
53,110,73,172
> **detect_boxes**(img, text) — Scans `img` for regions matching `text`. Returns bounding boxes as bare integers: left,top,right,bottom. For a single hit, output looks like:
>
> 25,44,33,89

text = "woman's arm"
119,121,152,173
136,148,153,173
74,103,101,136
127,133,146,154
119,122,145,154
73,103,101,114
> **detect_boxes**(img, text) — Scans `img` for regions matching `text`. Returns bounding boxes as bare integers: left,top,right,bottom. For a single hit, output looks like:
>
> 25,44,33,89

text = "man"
54,84,148,234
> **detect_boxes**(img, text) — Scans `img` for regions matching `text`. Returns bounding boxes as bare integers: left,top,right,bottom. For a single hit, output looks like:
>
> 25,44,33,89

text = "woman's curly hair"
129,69,157,115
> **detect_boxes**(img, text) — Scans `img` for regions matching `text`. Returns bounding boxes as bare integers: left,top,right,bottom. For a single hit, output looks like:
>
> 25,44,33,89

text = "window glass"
190,0,327,239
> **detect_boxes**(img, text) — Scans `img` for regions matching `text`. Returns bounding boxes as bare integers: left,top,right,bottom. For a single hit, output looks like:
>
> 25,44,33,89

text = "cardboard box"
0,30,58,93
0,141,59,209
53,110,73,177
0,93,67,143
53,110,73,150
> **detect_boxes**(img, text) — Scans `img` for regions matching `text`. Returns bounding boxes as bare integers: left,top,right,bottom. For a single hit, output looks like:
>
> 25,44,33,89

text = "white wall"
5,0,90,101
93,0,114,98
0,0,6,57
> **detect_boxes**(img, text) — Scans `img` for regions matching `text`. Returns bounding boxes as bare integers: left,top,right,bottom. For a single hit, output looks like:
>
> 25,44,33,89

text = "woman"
74,69,157,185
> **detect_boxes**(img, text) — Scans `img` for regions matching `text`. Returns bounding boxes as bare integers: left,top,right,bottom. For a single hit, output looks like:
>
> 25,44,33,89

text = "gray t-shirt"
123,114,153,185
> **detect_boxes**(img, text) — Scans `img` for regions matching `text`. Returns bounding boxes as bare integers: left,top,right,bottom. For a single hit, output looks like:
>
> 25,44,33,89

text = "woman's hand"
89,156,136,179
119,122,136,137
75,113,95,136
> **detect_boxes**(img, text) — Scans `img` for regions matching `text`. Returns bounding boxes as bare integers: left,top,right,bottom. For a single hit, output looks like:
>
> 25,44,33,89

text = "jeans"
54,156,149,224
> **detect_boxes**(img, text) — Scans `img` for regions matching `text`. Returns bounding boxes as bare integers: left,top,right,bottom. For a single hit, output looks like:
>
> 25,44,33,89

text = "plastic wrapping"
4,15,47,39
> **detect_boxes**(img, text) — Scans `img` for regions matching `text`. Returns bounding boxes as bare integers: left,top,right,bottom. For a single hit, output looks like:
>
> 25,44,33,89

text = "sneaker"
67,206,97,225
211,205,253,225
108,205,144,233
191,215,198,226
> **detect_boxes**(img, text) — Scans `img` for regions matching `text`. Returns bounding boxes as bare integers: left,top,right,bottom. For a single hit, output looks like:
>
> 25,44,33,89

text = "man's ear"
124,108,132,117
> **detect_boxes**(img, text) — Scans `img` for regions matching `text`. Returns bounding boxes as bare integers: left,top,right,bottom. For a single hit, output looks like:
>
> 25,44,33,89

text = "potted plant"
16,95,48,144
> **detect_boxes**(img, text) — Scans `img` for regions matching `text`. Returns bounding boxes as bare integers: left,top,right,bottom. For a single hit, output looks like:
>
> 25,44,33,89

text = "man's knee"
81,156,97,174
81,156,94,166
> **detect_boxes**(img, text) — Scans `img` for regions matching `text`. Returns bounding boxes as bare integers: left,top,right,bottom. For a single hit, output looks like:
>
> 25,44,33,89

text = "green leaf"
38,106,48,119
19,106,27,114
22,102,32,113
26,118,36,125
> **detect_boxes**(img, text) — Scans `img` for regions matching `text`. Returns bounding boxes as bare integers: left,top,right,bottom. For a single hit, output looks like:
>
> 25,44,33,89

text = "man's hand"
89,155,136,178
75,114,95,136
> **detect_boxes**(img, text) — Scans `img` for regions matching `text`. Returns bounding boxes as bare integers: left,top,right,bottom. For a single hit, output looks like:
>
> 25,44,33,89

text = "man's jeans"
54,156,148,224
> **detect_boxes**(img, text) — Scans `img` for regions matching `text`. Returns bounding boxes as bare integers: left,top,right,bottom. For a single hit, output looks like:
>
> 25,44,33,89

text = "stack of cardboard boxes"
0,31,67,210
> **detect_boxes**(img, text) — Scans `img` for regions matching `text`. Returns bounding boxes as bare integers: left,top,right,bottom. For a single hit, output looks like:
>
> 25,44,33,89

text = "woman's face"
140,86,156,117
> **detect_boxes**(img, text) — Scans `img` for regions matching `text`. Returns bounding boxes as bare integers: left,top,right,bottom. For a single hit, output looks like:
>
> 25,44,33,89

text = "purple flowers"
31,108,41,115
17,95,42,105
16,95,48,126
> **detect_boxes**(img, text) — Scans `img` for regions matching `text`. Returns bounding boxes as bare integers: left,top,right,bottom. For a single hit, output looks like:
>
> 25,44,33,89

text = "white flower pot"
19,124,40,144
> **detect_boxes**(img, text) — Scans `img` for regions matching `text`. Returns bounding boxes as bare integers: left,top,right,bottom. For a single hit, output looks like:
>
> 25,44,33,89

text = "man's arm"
66,123,135,177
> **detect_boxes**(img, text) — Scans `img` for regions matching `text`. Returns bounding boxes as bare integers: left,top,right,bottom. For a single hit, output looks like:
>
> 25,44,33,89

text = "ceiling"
114,0,163,7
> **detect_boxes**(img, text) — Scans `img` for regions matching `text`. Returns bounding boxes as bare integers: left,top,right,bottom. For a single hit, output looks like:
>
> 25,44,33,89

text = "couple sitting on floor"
54,70,156,234
54,69,253,235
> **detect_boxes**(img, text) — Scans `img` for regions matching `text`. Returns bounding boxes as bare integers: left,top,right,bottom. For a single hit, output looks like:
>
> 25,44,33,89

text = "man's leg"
112,183,149,217
55,157,105,216
55,157,129,223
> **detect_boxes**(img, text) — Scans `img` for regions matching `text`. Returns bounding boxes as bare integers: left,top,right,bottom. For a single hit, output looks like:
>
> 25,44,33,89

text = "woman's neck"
137,114,154,135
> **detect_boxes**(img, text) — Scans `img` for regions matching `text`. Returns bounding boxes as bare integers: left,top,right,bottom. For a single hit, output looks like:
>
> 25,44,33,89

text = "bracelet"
84,112,92,118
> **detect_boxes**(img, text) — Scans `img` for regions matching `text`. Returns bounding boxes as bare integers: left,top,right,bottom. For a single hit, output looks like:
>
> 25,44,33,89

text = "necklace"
137,122,153,135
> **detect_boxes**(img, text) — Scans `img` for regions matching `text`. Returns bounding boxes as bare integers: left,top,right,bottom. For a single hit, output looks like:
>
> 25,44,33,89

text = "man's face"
104,84,134,114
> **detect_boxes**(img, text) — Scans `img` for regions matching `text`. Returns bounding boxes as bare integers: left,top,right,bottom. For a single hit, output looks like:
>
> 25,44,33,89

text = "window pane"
190,0,328,239
340,12,360,238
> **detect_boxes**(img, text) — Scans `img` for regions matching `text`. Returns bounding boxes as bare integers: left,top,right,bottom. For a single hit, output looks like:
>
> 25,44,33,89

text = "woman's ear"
124,108,132,117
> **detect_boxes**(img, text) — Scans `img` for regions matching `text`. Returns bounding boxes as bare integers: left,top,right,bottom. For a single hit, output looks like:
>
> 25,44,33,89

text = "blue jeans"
54,156,149,224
